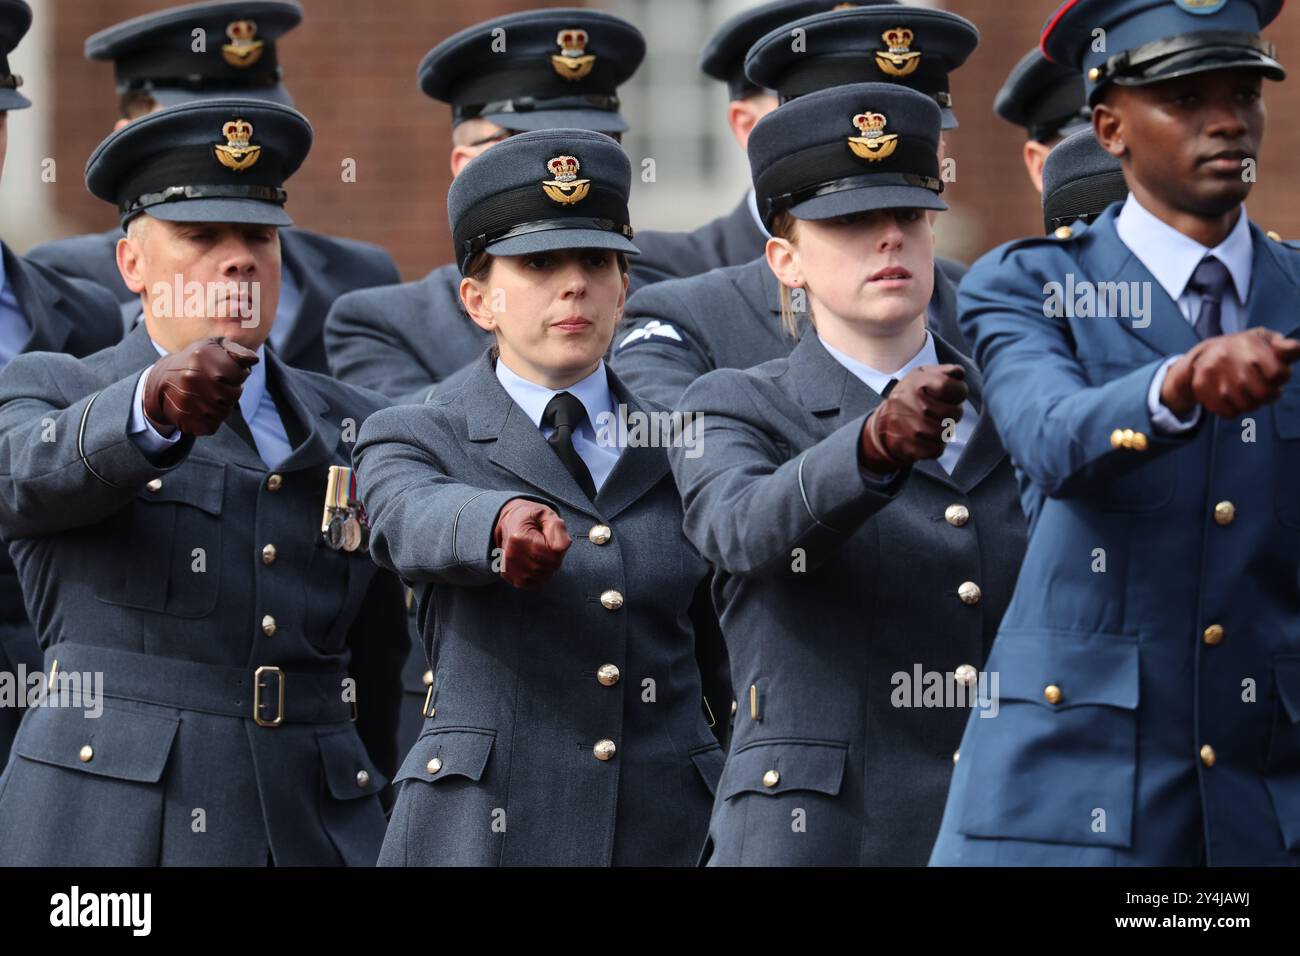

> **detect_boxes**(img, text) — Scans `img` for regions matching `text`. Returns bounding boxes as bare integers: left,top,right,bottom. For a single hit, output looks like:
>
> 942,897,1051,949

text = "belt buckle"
422,685,436,719
253,665,285,728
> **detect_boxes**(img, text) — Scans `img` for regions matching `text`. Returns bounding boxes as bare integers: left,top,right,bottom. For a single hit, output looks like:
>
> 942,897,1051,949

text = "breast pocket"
957,629,1140,849
1271,387,1300,528
96,460,225,618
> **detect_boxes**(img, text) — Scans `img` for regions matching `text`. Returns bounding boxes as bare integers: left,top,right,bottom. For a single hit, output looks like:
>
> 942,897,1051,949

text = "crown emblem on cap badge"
848,112,899,162
214,119,261,172
541,155,592,204
833,3,858,10
876,27,921,78
552,28,596,81
222,20,264,69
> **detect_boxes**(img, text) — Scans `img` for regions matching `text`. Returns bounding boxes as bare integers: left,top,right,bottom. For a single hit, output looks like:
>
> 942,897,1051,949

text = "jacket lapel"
592,367,672,520
934,334,1007,493
464,353,603,520
262,348,340,473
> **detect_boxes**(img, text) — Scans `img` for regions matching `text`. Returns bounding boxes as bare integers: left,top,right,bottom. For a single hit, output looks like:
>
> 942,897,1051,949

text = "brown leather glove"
143,337,259,437
1160,328,1300,419
492,498,572,590
859,364,968,473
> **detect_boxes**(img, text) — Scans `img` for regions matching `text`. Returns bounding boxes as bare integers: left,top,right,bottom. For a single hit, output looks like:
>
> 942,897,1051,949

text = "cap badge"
876,27,921,78
222,20,265,69
833,3,858,10
552,28,596,81
848,112,898,162
214,119,261,172
1174,0,1228,14
541,155,591,204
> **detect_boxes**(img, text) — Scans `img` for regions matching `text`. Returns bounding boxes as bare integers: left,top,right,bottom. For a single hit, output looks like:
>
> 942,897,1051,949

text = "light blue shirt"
822,329,978,476
0,252,32,370
1116,194,1254,434
494,357,620,492
129,338,293,468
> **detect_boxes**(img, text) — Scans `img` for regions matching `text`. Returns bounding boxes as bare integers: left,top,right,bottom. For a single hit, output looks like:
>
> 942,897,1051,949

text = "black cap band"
1029,107,1092,143
113,44,282,93
456,93,619,124
756,137,942,224
117,144,286,217
449,58,620,120
453,181,631,271
1043,173,1127,233
773,54,953,106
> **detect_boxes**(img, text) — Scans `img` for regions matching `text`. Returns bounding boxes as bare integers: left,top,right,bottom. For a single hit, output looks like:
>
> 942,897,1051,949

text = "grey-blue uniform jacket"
0,245,123,769
324,262,490,405
0,324,407,866
353,351,726,866
27,227,401,375
669,330,1026,865
611,255,970,409
630,194,768,288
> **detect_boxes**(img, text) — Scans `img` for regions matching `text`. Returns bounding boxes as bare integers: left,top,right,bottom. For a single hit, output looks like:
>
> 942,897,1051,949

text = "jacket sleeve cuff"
450,489,553,577
798,412,905,531
81,371,193,488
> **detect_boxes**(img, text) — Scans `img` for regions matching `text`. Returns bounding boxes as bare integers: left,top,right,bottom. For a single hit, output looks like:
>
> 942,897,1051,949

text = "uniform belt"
42,643,356,728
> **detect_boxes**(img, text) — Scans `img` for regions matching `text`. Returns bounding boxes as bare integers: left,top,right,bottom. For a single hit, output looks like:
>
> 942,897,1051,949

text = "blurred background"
6,0,1300,280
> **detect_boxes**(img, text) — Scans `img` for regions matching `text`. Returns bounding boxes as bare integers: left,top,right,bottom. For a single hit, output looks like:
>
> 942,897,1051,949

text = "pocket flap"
13,702,178,783
990,630,1140,710
719,738,847,801
1275,656,1300,724
393,728,494,786
137,459,225,515
318,727,388,800
689,743,725,797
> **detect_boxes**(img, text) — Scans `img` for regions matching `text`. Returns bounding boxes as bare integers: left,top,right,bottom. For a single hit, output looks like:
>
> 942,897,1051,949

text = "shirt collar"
494,356,614,432
746,189,772,239
820,329,937,396
147,335,268,419
1115,193,1253,306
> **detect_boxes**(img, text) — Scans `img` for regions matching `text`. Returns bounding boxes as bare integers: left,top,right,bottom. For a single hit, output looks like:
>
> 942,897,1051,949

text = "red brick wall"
46,1,1300,277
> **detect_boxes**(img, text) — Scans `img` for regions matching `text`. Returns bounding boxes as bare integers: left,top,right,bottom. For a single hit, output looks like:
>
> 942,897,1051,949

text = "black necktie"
881,378,899,398
542,392,598,500
1189,256,1232,340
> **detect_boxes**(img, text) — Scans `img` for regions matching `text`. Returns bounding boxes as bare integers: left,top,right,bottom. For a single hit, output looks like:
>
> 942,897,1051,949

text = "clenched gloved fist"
143,337,259,437
1161,328,1300,419
859,364,968,474
492,498,572,590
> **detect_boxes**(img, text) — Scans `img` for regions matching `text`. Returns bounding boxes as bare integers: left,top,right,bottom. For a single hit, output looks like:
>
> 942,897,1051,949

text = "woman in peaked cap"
667,82,1027,866
353,128,726,866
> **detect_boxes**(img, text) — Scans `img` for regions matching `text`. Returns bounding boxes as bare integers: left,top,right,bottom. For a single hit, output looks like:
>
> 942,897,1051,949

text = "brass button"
1200,744,1216,768
422,669,433,687
79,744,93,763
1110,428,1125,449
600,589,624,611
762,769,780,788
1088,66,1101,82
954,664,978,687
1130,431,1148,451
1214,501,1236,526
1054,225,1074,240
944,504,970,527
261,543,277,565
355,770,370,789
1268,230,1283,242
593,738,616,761
1044,684,1062,705
261,614,276,637
957,581,982,605
588,524,612,545
596,663,620,687
426,757,442,775
266,474,283,491
952,750,960,765
145,478,162,492
730,699,738,716
1203,624,1224,646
